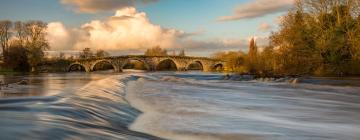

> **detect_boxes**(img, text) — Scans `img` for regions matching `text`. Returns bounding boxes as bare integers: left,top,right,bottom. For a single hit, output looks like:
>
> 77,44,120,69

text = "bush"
4,45,30,72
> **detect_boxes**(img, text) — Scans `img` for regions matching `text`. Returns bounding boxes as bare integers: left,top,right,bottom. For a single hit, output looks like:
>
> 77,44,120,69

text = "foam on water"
0,73,162,140
126,74,360,140
1,72,360,140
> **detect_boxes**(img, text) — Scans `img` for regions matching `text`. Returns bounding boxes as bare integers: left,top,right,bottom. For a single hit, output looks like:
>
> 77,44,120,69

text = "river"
0,71,360,140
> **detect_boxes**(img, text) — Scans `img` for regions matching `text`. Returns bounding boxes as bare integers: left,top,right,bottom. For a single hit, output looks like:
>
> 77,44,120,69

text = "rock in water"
291,78,299,84
223,74,231,80
17,80,29,85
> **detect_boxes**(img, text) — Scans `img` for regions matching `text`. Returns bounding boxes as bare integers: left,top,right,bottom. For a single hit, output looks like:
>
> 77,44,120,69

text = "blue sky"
0,0,293,56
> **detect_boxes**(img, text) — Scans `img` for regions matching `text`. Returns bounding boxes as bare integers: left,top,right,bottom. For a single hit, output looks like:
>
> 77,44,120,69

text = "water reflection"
0,73,102,98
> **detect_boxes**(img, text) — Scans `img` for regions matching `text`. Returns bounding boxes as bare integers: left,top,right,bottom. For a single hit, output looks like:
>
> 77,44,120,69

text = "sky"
0,0,294,56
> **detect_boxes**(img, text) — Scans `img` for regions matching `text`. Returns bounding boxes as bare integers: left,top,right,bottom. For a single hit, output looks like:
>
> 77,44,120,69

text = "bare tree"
0,20,12,58
14,21,27,45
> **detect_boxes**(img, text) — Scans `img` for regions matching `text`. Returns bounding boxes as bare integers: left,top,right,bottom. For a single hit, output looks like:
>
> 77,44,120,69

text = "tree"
268,0,360,76
349,14,360,61
80,48,94,59
96,49,109,58
270,9,320,75
212,51,248,73
0,20,12,59
5,42,30,71
178,49,185,56
0,20,51,72
14,21,26,45
248,37,258,73
59,52,65,59
257,46,277,76
23,21,49,72
144,46,168,56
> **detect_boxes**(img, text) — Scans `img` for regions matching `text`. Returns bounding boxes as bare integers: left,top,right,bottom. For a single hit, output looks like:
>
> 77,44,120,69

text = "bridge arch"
156,58,178,71
91,60,118,72
121,58,150,71
187,60,204,71
68,63,88,72
62,55,223,73
212,63,224,71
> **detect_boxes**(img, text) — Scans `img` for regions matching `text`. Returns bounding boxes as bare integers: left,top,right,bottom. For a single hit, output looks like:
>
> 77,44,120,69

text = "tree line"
214,0,360,76
0,20,48,72
78,48,110,59
144,46,186,56
79,46,186,59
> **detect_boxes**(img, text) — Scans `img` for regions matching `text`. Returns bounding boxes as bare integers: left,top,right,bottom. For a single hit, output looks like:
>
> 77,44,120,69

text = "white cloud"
258,22,273,31
218,0,294,21
47,7,267,56
47,7,186,53
46,22,74,51
60,0,157,13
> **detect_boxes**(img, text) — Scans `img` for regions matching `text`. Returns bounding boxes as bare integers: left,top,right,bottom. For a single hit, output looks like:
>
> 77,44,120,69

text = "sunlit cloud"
47,7,267,56
46,22,76,51
60,0,158,13
218,0,294,21
47,7,182,52
258,22,273,32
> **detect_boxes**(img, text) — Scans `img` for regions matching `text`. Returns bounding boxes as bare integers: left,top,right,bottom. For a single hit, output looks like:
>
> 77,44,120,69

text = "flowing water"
0,71,360,140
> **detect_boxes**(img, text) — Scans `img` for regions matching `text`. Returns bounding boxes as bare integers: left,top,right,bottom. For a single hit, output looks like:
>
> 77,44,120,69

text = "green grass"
0,68,19,75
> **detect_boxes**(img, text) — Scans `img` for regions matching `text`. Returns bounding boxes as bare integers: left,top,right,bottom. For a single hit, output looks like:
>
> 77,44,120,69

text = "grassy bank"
0,68,20,75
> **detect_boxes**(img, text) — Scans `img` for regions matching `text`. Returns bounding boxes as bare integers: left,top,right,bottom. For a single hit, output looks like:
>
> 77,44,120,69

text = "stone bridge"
67,55,224,72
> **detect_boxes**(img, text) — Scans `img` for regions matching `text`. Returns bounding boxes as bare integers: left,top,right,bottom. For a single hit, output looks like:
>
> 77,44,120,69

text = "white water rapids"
0,72,359,140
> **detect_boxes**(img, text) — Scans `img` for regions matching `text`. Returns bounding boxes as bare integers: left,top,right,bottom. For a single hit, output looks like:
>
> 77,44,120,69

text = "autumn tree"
23,21,49,72
0,20,50,72
5,41,29,71
256,46,277,76
267,0,360,76
212,51,248,73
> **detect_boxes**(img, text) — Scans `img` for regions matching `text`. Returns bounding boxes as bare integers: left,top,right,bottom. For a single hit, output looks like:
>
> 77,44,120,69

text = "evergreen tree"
248,37,258,74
